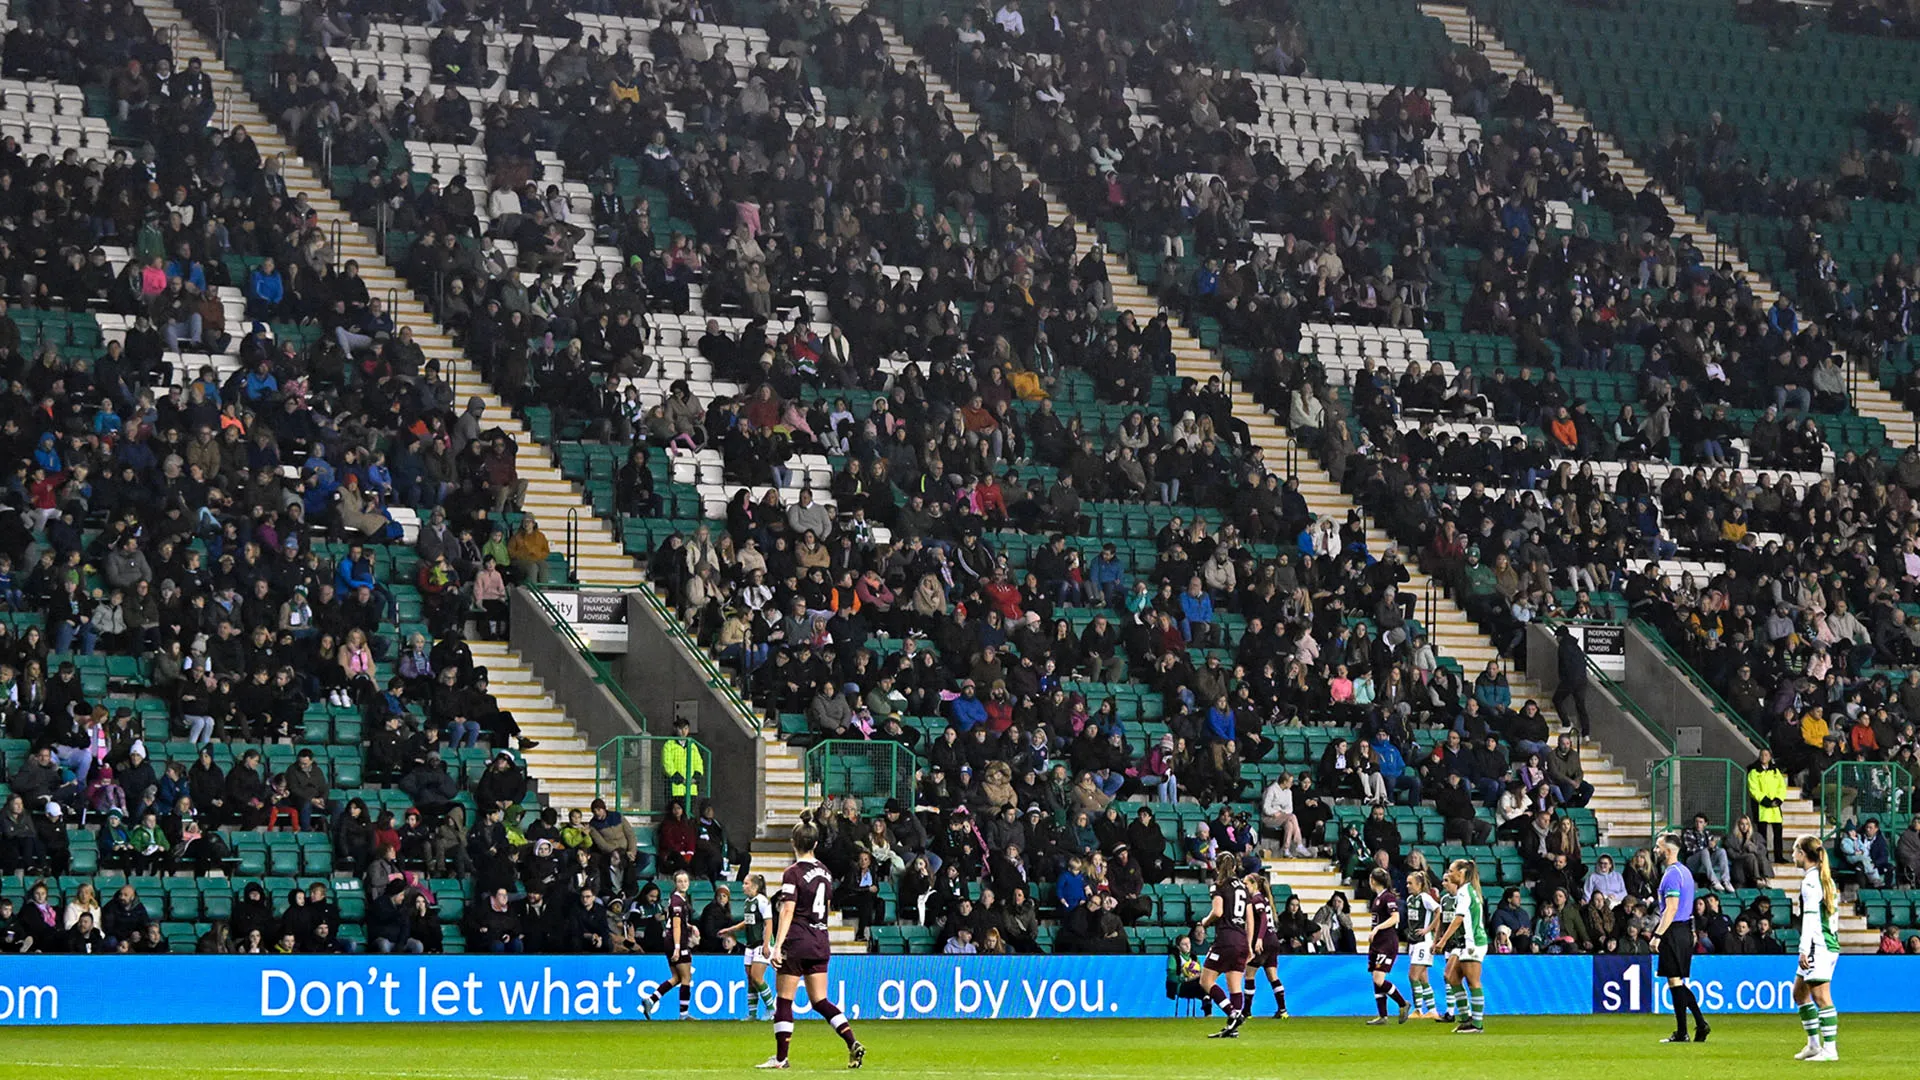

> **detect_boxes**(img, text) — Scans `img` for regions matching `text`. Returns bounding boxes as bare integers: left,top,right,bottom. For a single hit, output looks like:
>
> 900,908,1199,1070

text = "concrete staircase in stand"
1772,790,1875,949
1419,1,1912,443
137,0,619,807
750,732,863,949
1264,856,1372,951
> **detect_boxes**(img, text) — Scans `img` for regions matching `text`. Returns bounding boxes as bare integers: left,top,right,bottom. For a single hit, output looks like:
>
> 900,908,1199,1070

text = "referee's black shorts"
1657,927,1693,979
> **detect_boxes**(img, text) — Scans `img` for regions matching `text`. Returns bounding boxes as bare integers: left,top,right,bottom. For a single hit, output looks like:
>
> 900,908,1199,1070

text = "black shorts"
1657,928,1693,980
1368,950,1399,974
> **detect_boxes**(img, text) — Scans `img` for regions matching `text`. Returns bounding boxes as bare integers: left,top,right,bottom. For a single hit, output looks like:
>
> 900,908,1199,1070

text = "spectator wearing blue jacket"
1371,731,1421,806
1178,577,1216,646
166,249,207,293
333,544,396,623
1473,661,1513,718
1767,296,1797,337
334,545,379,595
246,258,285,319
949,681,987,733
242,360,279,404
32,433,61,473
1204,695,1236,743
1089,543,1127,608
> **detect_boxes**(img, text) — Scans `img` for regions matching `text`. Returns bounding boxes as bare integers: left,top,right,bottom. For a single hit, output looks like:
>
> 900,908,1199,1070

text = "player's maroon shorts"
778,930,831,977
1204,929,1250,974
1255,934,1282,964
778,953,829,977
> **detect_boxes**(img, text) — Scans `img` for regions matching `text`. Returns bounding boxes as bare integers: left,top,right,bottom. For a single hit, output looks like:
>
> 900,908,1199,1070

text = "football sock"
1799,1003,1820,1050
774,998,794,1062
1683,984,1705,1027
1375,988,1389,1017
678,983,690,1018
1273,983,1287,1012
1387,984,1408,1007
814,1000,858,1048
1670,985,1693,1038
1467,988,1485,1027
1207,983,1233,1016
1819,1006,1837,1052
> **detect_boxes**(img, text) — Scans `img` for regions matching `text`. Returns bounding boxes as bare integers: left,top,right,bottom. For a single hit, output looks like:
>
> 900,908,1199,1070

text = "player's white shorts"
745,945,773,968
1455,944,1487,964
1409,941,1434,966
1799,948,1837,984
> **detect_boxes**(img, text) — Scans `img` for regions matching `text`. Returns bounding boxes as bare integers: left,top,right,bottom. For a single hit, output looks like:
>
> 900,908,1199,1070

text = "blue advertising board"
1593,956,1920,1015
0,954,1909,1025
0,954,1591,1025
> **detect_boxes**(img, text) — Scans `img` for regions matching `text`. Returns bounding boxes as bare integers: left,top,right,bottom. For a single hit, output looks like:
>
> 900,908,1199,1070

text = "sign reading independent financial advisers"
543,588,630,652
1567,621,1626,678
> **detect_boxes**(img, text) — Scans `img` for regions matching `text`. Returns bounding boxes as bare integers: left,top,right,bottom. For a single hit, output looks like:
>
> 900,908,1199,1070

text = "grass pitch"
1,1015,1900,1077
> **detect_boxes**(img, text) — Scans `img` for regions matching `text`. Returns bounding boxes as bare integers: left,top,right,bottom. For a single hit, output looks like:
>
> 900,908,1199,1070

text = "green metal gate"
595,734,714,816
805,739,918,808
1650,756,1746,836
1819,761,1914,840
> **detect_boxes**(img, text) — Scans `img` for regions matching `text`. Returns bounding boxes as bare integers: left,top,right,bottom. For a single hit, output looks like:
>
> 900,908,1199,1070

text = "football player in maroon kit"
759,822,865,1069
1364,867,1412,1026
1244,868,1289,1019
1193,852,1252,1038
640,870,697,1019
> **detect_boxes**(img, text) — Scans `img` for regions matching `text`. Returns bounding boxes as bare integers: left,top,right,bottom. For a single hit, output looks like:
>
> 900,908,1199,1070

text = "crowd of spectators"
0,0,705,953
172,0,1689,955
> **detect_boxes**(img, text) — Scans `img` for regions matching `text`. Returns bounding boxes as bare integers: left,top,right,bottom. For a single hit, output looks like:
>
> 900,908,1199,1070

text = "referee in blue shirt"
1652,833,1709,1043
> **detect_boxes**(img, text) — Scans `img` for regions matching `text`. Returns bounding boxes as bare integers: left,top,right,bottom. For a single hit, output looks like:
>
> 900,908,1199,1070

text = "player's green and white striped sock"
1819,1007,1837,1051
1452,985,1469,1018
1468,989,1485,1027
1413,983,1430,1013
1799,1002,1820,1048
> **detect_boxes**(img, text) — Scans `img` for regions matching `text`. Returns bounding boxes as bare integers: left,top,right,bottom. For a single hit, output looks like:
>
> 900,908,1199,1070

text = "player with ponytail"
1790,835,1841,1061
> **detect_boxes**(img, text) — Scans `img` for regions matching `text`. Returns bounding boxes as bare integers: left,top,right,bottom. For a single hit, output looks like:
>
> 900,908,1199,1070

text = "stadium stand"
0,0,1913,963
0,0,638,954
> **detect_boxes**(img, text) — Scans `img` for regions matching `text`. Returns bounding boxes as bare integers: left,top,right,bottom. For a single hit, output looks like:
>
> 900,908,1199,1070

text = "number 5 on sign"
1593,957,1652,1013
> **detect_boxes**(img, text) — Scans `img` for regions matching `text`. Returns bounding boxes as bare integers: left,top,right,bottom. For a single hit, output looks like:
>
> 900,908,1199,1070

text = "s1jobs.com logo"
1595,956,1800,1014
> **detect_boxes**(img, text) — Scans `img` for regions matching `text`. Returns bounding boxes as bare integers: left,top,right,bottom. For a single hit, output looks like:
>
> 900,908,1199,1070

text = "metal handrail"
1629,617,1769,747
574,577,756,720
1550,619,1674,754
523,583,650,728
564,507,580,571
